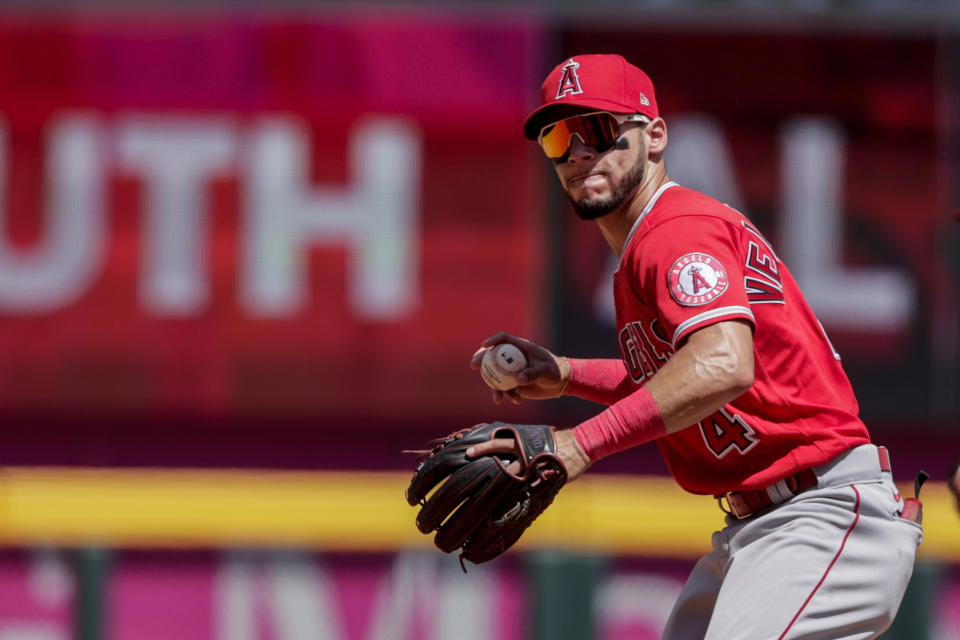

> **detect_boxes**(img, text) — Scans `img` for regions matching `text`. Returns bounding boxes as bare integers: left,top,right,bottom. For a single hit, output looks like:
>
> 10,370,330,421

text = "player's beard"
566,151,645,221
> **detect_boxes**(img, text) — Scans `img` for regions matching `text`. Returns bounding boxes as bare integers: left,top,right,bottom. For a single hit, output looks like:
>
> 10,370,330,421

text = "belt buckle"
719,492,754,520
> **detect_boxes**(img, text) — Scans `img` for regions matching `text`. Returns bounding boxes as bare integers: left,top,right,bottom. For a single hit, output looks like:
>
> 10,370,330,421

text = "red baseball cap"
523,54,659,140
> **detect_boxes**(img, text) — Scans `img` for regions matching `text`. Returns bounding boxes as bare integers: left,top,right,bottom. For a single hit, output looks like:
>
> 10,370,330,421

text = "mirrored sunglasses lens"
540,120,571,159
539,113,619,159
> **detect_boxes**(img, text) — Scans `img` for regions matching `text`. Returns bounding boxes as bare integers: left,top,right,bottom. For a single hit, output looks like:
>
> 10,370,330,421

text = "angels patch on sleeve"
668,252,729,306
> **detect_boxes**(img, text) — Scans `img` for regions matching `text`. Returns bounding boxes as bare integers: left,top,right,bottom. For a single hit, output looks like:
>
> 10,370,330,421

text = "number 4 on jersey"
699,408,759,458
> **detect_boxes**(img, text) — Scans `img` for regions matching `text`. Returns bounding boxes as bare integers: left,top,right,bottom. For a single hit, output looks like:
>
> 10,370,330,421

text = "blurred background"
0,0,958,638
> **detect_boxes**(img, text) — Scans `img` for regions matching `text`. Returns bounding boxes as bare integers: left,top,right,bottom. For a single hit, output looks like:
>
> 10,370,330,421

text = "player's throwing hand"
470,331,570,404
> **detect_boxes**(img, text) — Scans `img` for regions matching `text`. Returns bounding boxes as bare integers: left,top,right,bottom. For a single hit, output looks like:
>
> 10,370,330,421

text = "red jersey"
613,182,870,494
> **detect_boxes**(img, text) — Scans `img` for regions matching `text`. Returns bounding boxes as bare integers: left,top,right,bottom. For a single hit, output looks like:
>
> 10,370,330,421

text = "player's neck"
596,168,670,257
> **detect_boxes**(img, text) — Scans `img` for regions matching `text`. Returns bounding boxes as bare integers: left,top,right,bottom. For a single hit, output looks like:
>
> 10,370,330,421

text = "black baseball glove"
405,421,568,566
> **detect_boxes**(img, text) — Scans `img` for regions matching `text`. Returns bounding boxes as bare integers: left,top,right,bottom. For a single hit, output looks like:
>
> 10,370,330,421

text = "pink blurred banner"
0,14,547,422
0,550,531,640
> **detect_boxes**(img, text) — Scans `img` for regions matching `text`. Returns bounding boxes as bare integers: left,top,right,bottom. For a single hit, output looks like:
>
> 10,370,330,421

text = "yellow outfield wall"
0,468,956,560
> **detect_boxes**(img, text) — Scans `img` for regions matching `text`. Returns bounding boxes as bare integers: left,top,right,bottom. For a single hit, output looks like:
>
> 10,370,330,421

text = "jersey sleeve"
629,215,755,349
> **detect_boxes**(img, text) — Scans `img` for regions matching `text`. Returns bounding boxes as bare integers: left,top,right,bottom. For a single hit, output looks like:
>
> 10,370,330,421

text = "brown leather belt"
718,445,892,520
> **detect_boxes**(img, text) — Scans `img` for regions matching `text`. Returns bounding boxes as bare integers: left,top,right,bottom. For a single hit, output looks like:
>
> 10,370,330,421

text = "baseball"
480,343,527,391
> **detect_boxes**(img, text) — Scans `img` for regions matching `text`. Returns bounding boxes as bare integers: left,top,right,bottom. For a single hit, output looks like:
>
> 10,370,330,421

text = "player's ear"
646,117,667,156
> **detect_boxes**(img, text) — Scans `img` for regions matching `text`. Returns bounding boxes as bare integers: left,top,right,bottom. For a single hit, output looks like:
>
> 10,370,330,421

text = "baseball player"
468,54,922,638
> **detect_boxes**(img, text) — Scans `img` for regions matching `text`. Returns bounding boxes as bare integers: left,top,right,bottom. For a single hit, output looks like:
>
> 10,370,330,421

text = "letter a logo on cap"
555,59,584,99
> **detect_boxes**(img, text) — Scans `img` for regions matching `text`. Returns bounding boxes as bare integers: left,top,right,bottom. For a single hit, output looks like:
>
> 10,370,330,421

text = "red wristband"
571,387,667,462
565,358,635,405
